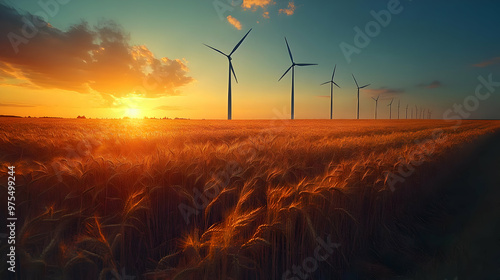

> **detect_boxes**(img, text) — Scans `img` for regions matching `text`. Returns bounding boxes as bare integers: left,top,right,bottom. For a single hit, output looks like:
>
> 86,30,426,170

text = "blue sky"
1,0,499,119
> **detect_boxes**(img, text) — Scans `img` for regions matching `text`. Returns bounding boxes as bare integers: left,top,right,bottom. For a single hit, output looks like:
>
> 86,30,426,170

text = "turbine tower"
352,74,370,120
371,95,380,119
204,29,252,120
279,37,317,120
388,98,394,119
406,104,409,119
321,65,341,119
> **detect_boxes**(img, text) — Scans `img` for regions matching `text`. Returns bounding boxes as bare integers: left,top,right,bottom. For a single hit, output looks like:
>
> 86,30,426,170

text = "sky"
0,0,499,120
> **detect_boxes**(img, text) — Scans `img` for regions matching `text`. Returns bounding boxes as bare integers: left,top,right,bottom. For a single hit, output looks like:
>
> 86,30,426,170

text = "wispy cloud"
472,57,500,68
155,105,182,111
0,103,36,107
241,0,296,18
417,80,442,89
0,3,194,106
279,2,296,16
227,15,242,30
364,87,404,99
242,0,275,11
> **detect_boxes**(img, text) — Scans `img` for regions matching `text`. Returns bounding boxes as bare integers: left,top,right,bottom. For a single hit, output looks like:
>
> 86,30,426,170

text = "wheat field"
1,118,499,280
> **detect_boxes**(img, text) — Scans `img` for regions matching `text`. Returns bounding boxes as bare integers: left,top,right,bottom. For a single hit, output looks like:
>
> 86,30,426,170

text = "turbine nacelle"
321,65,341,88
352,74,369,90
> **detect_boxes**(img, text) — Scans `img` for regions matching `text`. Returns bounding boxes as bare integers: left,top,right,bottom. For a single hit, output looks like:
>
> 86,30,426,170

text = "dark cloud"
472,57,500,68
417,80,442,89
0,3,194,106
363,87,404,99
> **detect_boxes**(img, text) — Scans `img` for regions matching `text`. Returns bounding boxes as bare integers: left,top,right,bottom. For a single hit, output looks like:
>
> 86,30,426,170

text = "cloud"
241,0,294,18
279,2,296,16
417,80,442,89
0,103,36,107
155,105,182,111
242,0,275,11
0,3,194,106
364,87,405,99
472,57,500,68
227,15,242,30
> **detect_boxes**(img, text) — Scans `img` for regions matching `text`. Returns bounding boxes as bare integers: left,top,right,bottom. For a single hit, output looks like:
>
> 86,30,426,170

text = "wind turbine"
204,29,252,120
279,37,317,120
352,74,370,119
321,65,341,119
415,105,418,119
405,104,409,119
397,100,401,119
388,98,394,119
371,95,380,119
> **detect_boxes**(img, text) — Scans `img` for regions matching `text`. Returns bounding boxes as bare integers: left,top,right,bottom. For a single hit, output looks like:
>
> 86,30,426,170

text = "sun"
126,108,141,118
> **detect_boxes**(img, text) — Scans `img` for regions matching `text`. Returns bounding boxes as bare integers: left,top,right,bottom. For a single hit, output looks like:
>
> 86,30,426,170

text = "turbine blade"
359,84,370,89
229,29,252,56
278,66,293,82
230,62,238,83
204,44,227,56
352,74,359,88
321,81,331,86
284,37,294,63
296,63,317,66
332,64,337,81
333,82,341,88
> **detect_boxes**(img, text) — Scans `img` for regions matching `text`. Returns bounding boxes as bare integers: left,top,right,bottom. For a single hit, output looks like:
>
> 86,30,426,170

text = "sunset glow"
0,1,498,119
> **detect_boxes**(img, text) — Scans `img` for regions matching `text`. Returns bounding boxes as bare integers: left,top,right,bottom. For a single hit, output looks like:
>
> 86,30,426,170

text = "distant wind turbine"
388,98,394,119
415,105,418,119
397,100,401,119
204,29,252,120
279,37,317,120
371,95,380,119
405,104,409,119
321,65,341,119
352,74,370,119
